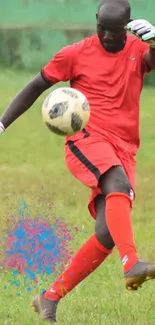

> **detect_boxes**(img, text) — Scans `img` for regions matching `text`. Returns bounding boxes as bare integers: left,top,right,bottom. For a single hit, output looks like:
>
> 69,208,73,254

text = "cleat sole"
125,270,155,291
30,294,58,323
30,299,39,313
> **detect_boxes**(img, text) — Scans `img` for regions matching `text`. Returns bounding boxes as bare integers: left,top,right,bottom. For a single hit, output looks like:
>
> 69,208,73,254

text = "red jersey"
42,34,150,154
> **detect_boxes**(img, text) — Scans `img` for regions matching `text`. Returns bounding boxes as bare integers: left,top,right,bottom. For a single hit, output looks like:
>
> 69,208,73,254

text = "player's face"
96,16,127,53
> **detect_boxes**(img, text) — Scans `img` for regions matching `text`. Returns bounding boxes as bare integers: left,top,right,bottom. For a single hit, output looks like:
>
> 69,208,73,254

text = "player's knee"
110,177,131,195
99,166,131,196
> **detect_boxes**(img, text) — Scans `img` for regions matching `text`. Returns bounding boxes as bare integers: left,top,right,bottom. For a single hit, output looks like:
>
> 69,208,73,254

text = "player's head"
96,0,131,53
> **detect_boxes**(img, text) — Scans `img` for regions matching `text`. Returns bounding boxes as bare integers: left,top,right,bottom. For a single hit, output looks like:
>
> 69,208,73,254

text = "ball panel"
45,123,67,136
42,87,90,136
49,102,68,119
61,88,79,99
71,112,83,132
82,99,90,111
42,93,51,109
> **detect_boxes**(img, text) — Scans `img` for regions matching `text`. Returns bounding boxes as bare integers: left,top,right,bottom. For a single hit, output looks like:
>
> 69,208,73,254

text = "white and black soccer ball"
42,87,90,136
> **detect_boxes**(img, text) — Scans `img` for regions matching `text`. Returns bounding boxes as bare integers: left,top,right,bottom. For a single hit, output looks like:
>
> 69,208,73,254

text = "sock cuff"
105,192,131,204
93,234,113,255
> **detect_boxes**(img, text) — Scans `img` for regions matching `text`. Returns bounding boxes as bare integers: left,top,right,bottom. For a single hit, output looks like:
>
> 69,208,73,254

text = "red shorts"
65,130,136,219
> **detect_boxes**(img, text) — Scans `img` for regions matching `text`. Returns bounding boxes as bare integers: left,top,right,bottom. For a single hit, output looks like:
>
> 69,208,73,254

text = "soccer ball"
42,87,90,136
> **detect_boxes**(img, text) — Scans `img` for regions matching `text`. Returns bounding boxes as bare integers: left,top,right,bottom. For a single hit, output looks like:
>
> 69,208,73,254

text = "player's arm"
0,45,76,134
144,48,155,70
0,73,51,132
127,19,155,69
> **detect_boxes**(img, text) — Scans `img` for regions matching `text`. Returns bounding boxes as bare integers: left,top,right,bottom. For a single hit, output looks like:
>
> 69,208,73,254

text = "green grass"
0,68,155,325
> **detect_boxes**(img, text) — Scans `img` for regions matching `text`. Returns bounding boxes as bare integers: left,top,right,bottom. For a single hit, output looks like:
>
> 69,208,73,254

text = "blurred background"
0,0,155,84
1,2,155,324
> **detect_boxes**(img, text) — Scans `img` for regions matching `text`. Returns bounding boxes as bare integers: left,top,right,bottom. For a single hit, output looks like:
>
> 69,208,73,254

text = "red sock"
44,234,112,301
105,192,139,273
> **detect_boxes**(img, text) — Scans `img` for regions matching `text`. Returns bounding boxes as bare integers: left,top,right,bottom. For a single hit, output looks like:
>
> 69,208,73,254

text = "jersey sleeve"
137,40,151,75
41,45,76,84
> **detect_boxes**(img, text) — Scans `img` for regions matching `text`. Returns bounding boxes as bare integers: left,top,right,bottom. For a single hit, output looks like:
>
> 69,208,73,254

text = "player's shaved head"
97,0,131,25
98,0,131,18
96,0,131,53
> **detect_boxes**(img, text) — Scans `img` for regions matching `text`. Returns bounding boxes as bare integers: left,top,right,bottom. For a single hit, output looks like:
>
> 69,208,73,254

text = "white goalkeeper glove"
127,19,155,48
0,122,5,134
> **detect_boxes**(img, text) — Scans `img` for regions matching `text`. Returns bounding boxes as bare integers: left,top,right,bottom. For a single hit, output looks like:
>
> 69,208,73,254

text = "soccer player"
1,0,155,322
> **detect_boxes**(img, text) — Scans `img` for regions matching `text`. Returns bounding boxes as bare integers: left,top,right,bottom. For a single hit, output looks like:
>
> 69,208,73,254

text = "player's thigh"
65,136,121,188
88,158,135,219
99,165,132,197
99,154,136,198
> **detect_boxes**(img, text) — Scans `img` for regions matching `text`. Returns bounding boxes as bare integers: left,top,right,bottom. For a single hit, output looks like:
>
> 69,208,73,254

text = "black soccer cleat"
124,260,155,291
31,292,59,323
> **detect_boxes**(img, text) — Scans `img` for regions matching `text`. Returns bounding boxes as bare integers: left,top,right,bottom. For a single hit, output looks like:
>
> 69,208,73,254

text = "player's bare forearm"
0,72,51,129
145,47,155,70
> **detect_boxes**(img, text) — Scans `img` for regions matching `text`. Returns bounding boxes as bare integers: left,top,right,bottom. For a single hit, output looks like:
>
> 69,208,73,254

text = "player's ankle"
44,289,62,301
123,255,139,273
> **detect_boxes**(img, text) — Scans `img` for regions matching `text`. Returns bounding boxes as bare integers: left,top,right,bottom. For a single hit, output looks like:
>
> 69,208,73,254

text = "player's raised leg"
99,165,155,290
31,195,114,322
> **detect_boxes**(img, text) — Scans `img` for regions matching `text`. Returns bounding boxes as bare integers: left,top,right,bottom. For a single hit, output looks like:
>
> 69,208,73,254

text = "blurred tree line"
0,0,155,85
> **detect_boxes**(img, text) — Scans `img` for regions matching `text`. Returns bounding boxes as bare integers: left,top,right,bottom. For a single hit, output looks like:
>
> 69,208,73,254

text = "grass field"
1,68,155,325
